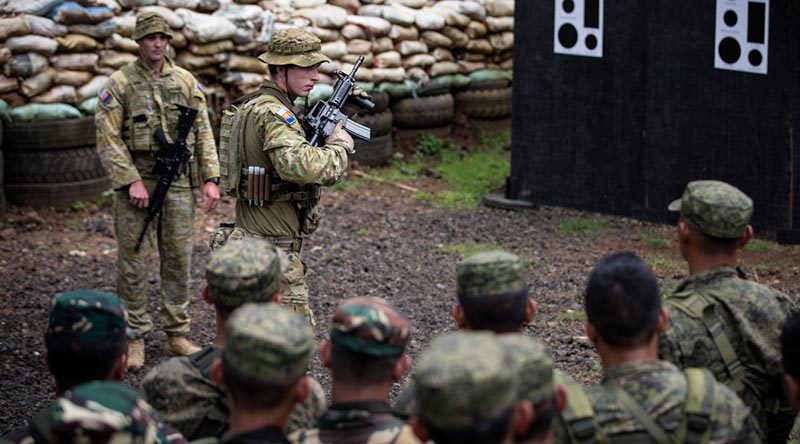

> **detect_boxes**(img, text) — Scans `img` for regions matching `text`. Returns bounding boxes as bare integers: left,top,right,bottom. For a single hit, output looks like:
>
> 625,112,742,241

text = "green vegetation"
746,239,775,253
559,217,609,235
478,130,511,149
645,236,670,249
437,242,503,258
593,358,603,372
557,310,586,322
649,255,683,272
355,227,368,236
70,200,86,212
66,217,81,229
95,189,115,207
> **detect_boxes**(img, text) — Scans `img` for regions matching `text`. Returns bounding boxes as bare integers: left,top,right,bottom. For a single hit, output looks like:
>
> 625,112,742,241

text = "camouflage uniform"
289,297,419,444
141,240,326,439
220,304,315,444
224,28,352,324
658,180,799,441
95,12,219,339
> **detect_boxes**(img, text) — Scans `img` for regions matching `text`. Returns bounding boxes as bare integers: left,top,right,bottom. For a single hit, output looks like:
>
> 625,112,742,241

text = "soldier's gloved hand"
352,84,371,100
326,120,355,153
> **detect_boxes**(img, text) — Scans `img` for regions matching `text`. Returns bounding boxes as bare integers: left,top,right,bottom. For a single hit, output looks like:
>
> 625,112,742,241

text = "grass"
371,158,425,182
645,236,670,249
66,217,81,229
746,239,775,253
70,200,86,212
355,227,368,236
649,255,683,272
557,310,586,322
95,189,115,207
559,217,609,235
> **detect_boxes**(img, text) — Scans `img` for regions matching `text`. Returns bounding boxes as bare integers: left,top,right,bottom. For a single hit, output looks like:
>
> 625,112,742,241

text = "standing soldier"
95,11,221,369
212,28,354,325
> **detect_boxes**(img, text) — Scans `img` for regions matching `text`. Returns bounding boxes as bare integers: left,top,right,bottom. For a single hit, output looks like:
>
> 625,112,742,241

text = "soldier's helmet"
205,239,287,309
668,180,753,239
258,28,331,67
133,11,173,41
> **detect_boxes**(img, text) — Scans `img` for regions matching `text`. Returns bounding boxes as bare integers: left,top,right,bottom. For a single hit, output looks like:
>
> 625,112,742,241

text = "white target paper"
553,0,604,58
714,0,769,74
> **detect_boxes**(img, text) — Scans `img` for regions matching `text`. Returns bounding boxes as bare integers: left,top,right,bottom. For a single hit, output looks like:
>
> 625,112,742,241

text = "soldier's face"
284,65,321,98
138,33,169,65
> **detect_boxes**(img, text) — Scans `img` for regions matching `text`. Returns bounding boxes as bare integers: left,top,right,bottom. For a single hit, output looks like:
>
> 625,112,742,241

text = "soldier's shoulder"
171,64,200,84
1,425,32,444
141,354,213,400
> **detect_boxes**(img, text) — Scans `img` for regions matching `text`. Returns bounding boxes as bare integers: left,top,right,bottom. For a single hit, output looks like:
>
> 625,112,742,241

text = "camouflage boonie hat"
668,180,753,239
457,251,528,298
224,303,313,381
133,11,173,41
47,289,126,343
330,297,411,357
497,334,555,405
258,28,331,67
206,239,286,308
414,331,518,430
31,381,183,444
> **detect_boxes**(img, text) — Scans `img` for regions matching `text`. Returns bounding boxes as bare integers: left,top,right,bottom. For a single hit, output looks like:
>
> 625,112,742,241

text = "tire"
353,110,393,138
5,177,111,209
353,133,393,166
391,94,454,129
5,147,108,183
368,90,390,113
4,117,96,151
469,79,510,90
454,86,512,119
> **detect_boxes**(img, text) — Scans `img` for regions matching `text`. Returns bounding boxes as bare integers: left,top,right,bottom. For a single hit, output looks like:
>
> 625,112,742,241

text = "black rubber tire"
353,110,393,138
368,90,390,114
4,117,96,151
4,147,108,184
353,133,393,167
417,82,451,97
469,79,510,90
391,94,454,129
454,86,512,119
5,177,111,209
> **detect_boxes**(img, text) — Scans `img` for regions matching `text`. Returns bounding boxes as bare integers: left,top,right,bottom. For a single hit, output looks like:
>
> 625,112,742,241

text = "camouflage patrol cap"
223,303,313,381
258,28,331,67
330,297,411,357
206,239,286,308
31,381,181,444
668,180,753,239
497,334,555,405
414,331,518,429
457,251,528,298
133,11,173,41
46,289,126,343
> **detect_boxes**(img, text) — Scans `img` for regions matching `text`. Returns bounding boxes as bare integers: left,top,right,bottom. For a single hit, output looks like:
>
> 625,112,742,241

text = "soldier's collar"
601,359,671,384
260,80,295,111
136,56,175,77
675,266,739,292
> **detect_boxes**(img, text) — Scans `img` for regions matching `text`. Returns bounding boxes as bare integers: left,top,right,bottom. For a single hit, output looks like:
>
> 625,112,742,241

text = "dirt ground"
2,156,800,434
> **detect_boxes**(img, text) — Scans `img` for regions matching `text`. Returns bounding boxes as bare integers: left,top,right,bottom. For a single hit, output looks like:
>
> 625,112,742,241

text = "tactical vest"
560,368,716,444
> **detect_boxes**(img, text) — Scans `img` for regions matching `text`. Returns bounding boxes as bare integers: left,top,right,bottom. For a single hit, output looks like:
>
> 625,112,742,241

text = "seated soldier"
210,304,315,444
290,297,419,444
2,289,128,442
141,240,326,440
409,330,533,444
558,251,761,443
780,313,800,443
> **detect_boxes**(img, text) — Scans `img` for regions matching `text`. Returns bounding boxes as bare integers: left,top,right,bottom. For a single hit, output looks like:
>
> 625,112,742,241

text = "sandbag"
212,3,261,26
372,36,394,53
432,47,454,62
421,31,452,48
175,52,227,70
485,0,514,17
414,9,446,31
403,53,435,68
306,83,333,105
79,97,98,114
32,84,77,103
108,15,135,37
50,53,99,70
0,17,33,41
0,48,11,65
466,21,488,39
341,64,374,82
170,31,188,48
105,33,138,53
76,75,107,102
177,8,237,43
429,73,471,90
468,68,512,83
55,34,99,52
318,60,342,76
374,51,401,68
159,0,199,8
295,5,349,29
4,53,50,78
308,27,340,42
21,70,55,98
221,71,263,86
376,79,417,100
389,24,418,41
342,52,373,66
292,0,325,7
328,0,360,13
118,0,157,7
441,27,468,48
347,39,373,55
357,4,385,17
226,54,263,73
68,19,117,38
187,40,234,56
340,24,367,40
5,36,59,55
406,67,429,84
382,5,415,26
458,60,487,73
25,15,68,37
0,99,10,122
432,1,485,21
466,39,493,55
486,16,513,32
393,0,426,8
429,7,469,28
99,50,137,69
9,103,82,121
53,69,93,86
2,0,65,16
321,41,347,60
372,67,405,83
346,15,391,36
0,77,20,94
489,32,514,51
1,92,26,107
138,5,184,28
462,53,487,62
48,2,114,25
428,61,460,77
396,40,427,56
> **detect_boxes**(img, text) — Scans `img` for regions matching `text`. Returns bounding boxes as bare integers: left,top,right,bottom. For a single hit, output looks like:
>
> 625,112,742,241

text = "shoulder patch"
276,106,296,125
99,87,113,105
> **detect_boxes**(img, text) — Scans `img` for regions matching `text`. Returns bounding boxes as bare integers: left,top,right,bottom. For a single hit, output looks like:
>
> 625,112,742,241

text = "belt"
268,236,303,253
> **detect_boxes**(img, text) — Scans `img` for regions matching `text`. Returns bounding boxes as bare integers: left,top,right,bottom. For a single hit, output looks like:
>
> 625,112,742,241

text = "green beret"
47,289,126,343
457,251,528,299
206,239,286,308
668,180,753,239
330,297,411,357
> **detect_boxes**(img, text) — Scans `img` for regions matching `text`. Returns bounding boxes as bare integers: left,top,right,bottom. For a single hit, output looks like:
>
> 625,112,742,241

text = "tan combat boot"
127,338,145,370
164,336,201,357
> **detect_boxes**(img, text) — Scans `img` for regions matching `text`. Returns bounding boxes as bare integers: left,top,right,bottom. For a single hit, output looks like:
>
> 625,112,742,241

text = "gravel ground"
2,169,799,434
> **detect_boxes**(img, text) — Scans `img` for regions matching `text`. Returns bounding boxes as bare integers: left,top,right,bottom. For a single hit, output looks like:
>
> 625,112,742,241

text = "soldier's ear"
211,358,225,389
320,340,332,369
524,298,538,325
657,307,669,334
293,376,311,404
202,285,212,305
453,305,469,329
408,416,430,443
585,320,598,346
392,355,412,383
677,220,691,244
109,352,127,382
738,225,754,250
511,400,534,438
554,385,567,413
273,292,283,304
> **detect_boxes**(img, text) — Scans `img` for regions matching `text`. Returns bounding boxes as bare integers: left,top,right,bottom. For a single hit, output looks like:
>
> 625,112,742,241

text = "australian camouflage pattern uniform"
658,180,799,441
141,240,327,440
212,28,352,325
95,12,219,340
290,297,419,444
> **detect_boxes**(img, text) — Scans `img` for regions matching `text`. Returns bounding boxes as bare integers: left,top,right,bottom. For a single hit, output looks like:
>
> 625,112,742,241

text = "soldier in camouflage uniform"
95,11,221,368
289,297,420,444
558,252,760,443
209,304,315,444
410,331,534,444
658,180,799,442
141,240,327,440
2,289,129,442
781,314,800,444
215,28,354,325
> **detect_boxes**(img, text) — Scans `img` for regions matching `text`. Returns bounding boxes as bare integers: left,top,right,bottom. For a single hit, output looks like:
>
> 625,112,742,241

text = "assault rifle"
305,55,375,147
134,104,198,252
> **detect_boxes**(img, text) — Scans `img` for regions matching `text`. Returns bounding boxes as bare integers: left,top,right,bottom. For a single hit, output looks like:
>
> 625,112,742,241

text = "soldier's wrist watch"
205,177,220,185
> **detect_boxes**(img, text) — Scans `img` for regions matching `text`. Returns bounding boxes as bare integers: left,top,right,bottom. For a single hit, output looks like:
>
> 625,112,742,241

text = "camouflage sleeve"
711,382,764,443
658,303,688,368
286,377,327,435
95,73,140,189
188,78,219,181
258,108,349,186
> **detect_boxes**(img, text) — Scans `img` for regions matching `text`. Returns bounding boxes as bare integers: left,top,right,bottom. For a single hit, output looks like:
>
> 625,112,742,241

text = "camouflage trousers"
210,224,315,325
114,183,195,338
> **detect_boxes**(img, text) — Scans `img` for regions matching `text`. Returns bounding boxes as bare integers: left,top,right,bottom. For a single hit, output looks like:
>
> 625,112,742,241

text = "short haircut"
584,252,661,348
458,291,528,333
221,359,298,410
329,342,400,386
695,229,740,255
425,406,513,444
782,313,800,378
45,334,126,390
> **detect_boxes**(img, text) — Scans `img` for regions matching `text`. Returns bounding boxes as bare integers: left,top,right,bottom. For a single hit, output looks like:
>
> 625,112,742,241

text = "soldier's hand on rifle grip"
129,179,150,209
326,120,354,153
202,180,220,213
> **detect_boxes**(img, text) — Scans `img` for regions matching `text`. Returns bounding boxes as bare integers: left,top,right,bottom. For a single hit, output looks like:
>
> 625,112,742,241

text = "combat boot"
127,338,145,369
164,336,201,357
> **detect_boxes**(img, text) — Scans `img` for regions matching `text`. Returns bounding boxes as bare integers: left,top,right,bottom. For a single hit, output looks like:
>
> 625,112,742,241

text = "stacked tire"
391,88,455,146
454,80,513,135
352,91,393,166
3,118,110,209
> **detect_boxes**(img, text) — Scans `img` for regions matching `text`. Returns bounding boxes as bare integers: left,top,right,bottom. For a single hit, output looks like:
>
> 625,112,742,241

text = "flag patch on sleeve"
99,87,112,105
277,107,296,125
